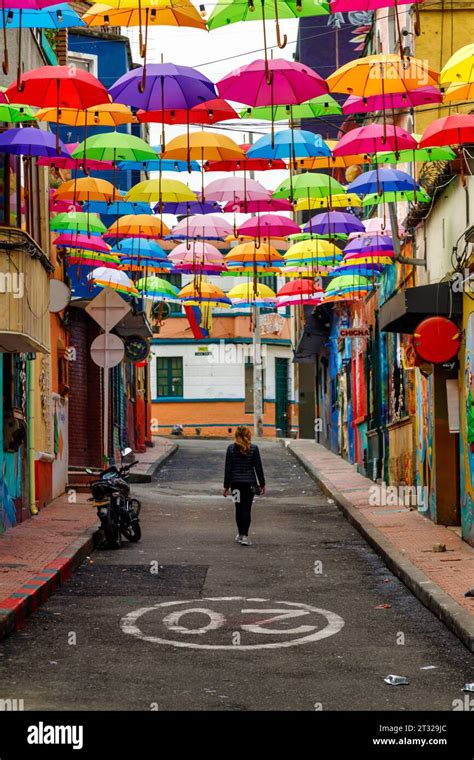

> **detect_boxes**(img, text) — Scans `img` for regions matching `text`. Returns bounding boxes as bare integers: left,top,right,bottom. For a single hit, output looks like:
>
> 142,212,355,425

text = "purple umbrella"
0,127,69,157
156,200,222,215
343,234,395,256
304,211,365,238
109,64,217,149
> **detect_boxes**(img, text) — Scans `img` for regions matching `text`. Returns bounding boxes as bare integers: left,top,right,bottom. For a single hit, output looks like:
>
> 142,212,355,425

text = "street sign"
90,333,124,368
85,287,130,333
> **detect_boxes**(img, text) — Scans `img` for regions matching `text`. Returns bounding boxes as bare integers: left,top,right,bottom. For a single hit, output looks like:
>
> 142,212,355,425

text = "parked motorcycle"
86,449,142,549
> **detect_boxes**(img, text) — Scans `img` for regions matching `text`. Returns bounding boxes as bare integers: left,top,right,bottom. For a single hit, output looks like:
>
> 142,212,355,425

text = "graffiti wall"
459,301,474,545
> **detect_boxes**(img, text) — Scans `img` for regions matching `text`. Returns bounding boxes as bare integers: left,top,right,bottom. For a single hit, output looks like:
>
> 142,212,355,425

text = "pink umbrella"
38,142,115,171
331,0,423,10
168,242,226,273
333,124,417,156
204,177,270,204
53,233,111,253
171,213,234,240
49,189,80,214
217,59,327,107
342,87,442,115
223,198,293,213
238,213,300,242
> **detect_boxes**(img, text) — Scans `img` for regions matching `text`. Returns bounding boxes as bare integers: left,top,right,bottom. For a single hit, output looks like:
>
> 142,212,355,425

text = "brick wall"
68,307,102,468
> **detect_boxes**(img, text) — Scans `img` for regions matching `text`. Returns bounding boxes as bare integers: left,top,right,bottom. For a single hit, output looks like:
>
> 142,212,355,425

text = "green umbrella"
325,274,371,293
288,230,348,242
72,132,157,163
50,212,107,234
207,0,330,30
362,189,431,207
377,142,456,164
136,276,180,299
240,95,342,122
273,172,346,200
0,103,36,123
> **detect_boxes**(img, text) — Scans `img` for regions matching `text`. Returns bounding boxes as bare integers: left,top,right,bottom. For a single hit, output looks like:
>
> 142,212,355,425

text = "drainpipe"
27,357,38,516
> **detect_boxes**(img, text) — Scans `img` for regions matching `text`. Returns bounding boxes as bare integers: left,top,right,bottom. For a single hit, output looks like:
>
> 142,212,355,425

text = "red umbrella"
204,143,286,172
6,65,109,152
333,124,417,156
419,113,474,148
137,98,239,125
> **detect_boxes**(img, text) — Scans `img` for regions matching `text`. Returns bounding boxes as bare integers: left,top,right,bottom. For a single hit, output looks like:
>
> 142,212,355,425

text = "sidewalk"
286,439,474,652
0,437,177,641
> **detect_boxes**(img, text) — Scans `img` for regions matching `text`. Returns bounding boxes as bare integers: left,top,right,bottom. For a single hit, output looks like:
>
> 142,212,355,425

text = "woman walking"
223,426,266,546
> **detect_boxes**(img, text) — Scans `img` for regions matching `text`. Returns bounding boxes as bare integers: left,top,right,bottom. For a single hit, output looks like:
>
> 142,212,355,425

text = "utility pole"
247,129,263,437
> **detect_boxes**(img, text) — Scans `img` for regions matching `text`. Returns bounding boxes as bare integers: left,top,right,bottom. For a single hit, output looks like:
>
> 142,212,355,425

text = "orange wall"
157,314,292,342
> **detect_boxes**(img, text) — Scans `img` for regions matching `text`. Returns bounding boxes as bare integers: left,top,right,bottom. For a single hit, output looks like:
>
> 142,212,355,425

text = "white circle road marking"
120,597,345,650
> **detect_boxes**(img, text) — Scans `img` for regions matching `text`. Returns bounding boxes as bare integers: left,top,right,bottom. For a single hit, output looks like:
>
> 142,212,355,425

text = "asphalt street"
0,439,472,711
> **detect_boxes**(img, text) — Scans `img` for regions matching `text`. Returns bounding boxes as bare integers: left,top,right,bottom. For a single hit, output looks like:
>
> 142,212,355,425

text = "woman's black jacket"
224,443,265,489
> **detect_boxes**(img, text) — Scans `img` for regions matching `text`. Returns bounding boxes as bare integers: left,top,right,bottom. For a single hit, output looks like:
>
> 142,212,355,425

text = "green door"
275,358,289,437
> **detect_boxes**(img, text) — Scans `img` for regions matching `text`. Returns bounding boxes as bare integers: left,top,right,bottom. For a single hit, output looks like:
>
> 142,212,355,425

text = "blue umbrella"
347,168,420,196
331,264,385,277
112,239,166,258
1,4,85,29
156,200,222,215
246,129,331,160
84,200,153,216
118,158,201,172
0,126,69,157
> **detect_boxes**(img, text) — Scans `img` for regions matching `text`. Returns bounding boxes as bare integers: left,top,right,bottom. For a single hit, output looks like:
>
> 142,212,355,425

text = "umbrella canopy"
295,193,362,211
347,168,419,196
108,63,216,111
54,177,122,203
72,132,157,162
207,0,329,30
223,198,292,213
106,215,170,239
161,132,245,161
439,44,474,85
323,274,372,302
118,158,201,172
292,139,371,170
84,200,153,216
50,211,106,234
112,239,166,257
443,82,474,103
419,114,474,148
204,177,270,203
273,172,346,199
0,127,69,156
377,138,456,164
217,58,328,107
303,211,365,238
37,141,115,170
171,214,233,240
342,87,442,114
327,54,439,96
333,124,417,156
240,95,342,120
284,239,341,263
158,200,221,215
89,267,139,295
203,143,286,172
276,278,324,307
331,0,422,7
53,233,111,253
224,242,284,273
238,214,300,238
169,243,225,274
227,282,276,307
344,234,394,256
136,276,180,299
125,179,197,203
138,98,239,125
83,0,207,30
6,65,109,108
119,256,172,273
0,103,36,122
36,102,135,127
2,4,85,28
67,252,119,268
362,188,430,206
178,279,231,306
247,129,330,160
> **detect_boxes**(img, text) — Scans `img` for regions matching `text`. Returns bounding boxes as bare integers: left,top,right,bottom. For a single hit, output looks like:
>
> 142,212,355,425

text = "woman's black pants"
231,485,254,536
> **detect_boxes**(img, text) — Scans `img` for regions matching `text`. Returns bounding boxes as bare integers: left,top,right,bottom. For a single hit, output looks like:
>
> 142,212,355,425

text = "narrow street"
0,440,471,711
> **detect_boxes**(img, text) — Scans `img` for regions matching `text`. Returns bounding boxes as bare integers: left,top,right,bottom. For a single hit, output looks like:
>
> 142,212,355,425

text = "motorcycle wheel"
102,518,122,549
122,519,141,543
130,498,141,517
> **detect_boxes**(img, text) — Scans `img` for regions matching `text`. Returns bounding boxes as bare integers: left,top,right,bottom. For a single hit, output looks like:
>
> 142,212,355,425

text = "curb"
0,527,99,643
287,443,474,653
129,443,179,483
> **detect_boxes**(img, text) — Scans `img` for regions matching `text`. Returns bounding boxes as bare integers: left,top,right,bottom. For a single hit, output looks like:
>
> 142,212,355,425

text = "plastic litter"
384,675,410,686
462,683,474,692
375,603,392,609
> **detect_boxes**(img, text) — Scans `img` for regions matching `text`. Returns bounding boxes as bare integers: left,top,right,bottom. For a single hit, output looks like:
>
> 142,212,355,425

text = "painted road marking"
120,597,345,650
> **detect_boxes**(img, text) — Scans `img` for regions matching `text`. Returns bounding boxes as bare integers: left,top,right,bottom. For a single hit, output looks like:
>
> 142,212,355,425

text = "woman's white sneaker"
240,536,252,546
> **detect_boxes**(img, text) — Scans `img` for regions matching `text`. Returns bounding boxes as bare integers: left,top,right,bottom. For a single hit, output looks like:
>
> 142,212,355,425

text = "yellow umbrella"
295,194,362,211
327,54,439,96
443,81,474,103
178,279,231,308
35,103,134,127
284,239,340,260
125,179,197,203
227,282,276,305
439,44,474,85
54,177,122,203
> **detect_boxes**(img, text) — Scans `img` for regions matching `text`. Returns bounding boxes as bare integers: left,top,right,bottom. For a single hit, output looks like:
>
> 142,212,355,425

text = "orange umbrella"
327,54,439,96
54,177,122,204
106,214,170,240
35,103,134,127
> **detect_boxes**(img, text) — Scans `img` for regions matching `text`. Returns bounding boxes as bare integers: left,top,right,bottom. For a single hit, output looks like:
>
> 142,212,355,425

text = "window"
68,52,98,77
160,273,182,314
244,359,264,413
156,357,183,398
259,274,278,314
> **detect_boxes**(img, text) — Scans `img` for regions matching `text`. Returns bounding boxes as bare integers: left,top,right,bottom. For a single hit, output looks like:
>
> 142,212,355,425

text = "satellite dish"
49,280,71,313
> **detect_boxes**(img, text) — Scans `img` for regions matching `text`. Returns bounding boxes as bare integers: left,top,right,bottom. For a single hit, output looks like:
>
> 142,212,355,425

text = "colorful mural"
459,306,474,545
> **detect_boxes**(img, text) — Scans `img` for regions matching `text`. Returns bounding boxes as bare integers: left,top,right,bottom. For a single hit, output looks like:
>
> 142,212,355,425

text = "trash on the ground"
327,498,335,504
48,661,58,666
384,675,410,686
432,543,447,553
462,683,474,692
465,588,474,597
375,603,392,609
420,665,438,670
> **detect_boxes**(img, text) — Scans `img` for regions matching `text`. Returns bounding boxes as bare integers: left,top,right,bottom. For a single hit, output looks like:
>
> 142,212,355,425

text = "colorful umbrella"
273,172,346,200
333,124,417,156
89,267,139,296
72,132,157,163
217,58,328,105
118,158,201,172
171,214,233,240
161,131,245,162
327,54,439,96
295,193,362,211
137,275,180,299
2,4,85,28
112,239,167,257
292,139,371,170
223,242,284,274
67,252,119,268
323,274,372,303
35,102,135,127
377,137,456,164
246,129,330,160
240,95,342,121
84,200,153,216
238,213,300,240
54,177,122,204
37,141,115,171
106,215,170,239
276,278,324,308
158,200,221,215
50,211,106,234
343,234,394,256
203,143,286,172
169,242,226,274
178,279,231,307
0,126,69,157
125,179,197,204
0,103,36,122
204,177,270,204
439,44,474,85
342,86,442,114
347,168,419,196
303,211,365,239
137,98,239,125
119,256,172,274
443,82,474,103
227,282,276,307
361,188,430,206
419,114,474,148
53,233,111,254
223,198,292,213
